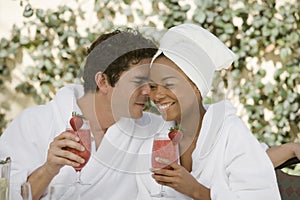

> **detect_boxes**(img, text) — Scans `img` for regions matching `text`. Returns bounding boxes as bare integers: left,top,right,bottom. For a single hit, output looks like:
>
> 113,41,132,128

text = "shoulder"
210,100,250,136
13,104,52,124
4,104,54,133
3,87,72,137
0,103,56,149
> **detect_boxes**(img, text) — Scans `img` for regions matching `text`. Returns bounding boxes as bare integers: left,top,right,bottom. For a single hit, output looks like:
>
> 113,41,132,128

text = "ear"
95,72,109,95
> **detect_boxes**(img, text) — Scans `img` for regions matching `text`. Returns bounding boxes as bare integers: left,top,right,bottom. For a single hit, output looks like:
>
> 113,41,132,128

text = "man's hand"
44,131,86,176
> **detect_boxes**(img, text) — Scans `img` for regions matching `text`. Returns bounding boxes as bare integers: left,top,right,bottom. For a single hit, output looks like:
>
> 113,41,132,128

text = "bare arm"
266,142,300,168
27,164,58,200
28,131,85,200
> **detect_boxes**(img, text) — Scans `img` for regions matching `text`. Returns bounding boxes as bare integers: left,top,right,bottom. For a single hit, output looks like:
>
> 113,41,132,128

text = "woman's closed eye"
149,82,174,90
164,83,174,89
149,83,157,90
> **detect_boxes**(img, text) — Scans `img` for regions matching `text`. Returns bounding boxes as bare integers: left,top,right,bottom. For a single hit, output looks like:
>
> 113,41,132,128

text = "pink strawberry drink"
66,129,91,171
152,139,179,170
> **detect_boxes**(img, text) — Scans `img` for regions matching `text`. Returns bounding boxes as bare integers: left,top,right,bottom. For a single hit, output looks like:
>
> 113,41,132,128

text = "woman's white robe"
137,100,281,200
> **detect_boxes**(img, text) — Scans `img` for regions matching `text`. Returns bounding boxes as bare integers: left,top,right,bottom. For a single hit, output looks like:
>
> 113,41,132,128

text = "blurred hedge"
0,0,299,146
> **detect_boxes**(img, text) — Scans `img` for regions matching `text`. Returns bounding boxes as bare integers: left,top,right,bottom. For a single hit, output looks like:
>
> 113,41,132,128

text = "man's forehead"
150,63,182,77
120,64,150,80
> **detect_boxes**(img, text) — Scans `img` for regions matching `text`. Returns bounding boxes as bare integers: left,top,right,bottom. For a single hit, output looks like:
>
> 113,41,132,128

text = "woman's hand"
44,131,85,176
151,157,211,200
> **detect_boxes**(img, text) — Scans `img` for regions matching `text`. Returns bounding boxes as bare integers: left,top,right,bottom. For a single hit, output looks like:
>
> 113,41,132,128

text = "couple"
0,24,290,199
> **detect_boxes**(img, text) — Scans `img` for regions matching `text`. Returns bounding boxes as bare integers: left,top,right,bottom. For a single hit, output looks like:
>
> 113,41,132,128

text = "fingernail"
80,159,85,163
75,137,80,141
150,168,157,172
81,146,85,151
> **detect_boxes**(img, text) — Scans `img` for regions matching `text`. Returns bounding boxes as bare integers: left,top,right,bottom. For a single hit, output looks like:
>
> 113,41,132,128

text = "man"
0,29,171,199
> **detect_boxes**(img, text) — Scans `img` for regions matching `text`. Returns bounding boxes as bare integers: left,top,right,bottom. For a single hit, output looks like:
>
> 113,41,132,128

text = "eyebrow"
162,76,176,81
134,76,149,81
149,76,177,83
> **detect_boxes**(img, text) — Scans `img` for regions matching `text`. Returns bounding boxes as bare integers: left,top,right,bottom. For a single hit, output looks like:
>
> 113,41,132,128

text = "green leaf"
48,13,60,27
23,4,33,18
193,11,206,23
280,47,292,61
36,9,45,21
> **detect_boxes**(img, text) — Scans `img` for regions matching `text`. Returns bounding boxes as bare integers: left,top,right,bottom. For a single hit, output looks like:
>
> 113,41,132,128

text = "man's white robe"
0,84,172,200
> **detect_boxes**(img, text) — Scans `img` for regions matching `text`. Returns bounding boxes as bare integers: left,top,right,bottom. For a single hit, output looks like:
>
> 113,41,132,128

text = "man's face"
110,58,151,119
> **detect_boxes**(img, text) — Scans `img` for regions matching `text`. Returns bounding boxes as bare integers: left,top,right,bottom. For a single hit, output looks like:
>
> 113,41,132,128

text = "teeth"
158,103,172,110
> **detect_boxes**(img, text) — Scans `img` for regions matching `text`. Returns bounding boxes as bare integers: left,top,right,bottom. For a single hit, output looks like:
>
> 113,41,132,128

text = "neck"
77,91,116,148
177,103,206,141
177,103,206,171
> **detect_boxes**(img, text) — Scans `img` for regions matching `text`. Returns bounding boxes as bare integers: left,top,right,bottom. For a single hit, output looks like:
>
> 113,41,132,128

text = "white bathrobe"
137,100,281,200
0,84,172,200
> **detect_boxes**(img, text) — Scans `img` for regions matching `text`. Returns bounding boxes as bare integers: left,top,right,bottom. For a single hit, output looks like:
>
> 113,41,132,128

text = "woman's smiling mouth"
157,102,175,111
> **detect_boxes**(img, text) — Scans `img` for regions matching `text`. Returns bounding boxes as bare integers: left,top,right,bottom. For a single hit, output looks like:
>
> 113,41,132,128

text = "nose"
150,85,165,102
141,84,150,95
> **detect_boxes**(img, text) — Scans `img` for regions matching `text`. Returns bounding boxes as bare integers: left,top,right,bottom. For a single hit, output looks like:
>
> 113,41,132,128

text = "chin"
164,112,178,122
130,111,143,119
161,113,171,121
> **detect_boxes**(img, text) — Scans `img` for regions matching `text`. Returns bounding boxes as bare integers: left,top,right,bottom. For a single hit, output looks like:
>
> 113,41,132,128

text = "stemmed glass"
151,132,179,198
66,119,91,185
10,182,32,200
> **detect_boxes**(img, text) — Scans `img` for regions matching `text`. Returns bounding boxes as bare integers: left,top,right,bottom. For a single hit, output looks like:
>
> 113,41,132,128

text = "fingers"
151,158,186,186
151,171,182,188
150,156,181,185
47,151,82,168
54,131,83,151
154,157,181,170
151,167,189,192
51,146,85,164
151,167,179,178
47,131,86,169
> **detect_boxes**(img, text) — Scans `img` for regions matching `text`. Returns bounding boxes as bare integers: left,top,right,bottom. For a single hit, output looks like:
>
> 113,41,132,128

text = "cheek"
111,87,131,109
129,91,137,104
174,88,196,109
149,90,156,100
128,87,144,105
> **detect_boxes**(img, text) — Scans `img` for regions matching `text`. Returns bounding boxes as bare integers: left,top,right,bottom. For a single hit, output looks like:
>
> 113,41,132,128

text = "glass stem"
160,185,165,196
76,171,81,183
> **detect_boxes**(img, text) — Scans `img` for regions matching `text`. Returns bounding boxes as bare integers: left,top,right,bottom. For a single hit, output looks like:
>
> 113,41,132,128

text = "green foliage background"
0,0,299,147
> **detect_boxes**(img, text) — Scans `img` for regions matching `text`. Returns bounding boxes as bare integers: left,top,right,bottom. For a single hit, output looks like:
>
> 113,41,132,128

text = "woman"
141,23,282,199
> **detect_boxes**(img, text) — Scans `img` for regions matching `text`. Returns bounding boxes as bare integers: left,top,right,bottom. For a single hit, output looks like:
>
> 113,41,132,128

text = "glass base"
75,181,91,186
75,171,91,185
150,192,175,198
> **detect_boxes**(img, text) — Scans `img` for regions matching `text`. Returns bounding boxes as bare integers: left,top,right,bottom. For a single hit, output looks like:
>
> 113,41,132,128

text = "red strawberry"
69,112,83,131
168,125,183,145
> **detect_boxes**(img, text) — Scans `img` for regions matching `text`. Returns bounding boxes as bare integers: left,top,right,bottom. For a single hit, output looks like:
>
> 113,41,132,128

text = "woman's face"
149,56,201,122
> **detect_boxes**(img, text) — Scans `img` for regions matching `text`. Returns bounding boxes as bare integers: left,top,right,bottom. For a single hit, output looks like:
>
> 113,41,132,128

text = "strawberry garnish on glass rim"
69,111,84,131
168,125,183,145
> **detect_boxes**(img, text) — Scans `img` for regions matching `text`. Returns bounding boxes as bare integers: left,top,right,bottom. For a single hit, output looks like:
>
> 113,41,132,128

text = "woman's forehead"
151,56,188,81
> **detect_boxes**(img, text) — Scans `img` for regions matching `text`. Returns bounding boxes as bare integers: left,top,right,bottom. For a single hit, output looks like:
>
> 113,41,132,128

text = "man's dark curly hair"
83,29,158,93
